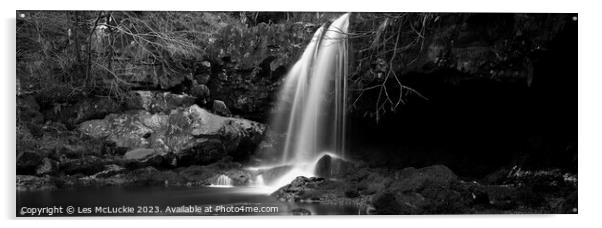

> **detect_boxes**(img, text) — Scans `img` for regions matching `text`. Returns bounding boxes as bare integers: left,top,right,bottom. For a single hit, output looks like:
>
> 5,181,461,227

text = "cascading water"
211,174,233,188
253,175,265,186
255,13,350,193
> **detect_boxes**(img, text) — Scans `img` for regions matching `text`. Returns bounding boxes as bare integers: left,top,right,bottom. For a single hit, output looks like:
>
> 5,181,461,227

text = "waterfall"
211,174,233,188
258,13,350,192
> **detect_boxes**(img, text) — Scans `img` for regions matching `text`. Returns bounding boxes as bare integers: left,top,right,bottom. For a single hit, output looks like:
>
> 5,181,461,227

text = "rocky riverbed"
17,90,265,191
270,161,578,214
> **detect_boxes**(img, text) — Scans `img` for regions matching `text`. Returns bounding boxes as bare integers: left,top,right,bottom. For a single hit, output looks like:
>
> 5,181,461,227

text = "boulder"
124,148,160,161
79,105,265,166
213,100,231,116
79,111,155,150
271,176,327,202
126,91,196,114
313,154,355,179
190,82,210,104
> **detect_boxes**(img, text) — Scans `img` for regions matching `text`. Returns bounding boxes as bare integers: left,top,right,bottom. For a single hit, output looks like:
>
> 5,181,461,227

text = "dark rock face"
16,152,43,175
388,165,457,192
78,105,265,166
17,96,44,135
346,14,577,178
16,119,110,176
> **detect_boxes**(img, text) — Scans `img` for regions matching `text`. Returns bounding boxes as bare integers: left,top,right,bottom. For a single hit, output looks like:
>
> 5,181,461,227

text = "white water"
255,13,351,194
210,174,233,188
255,175,265,186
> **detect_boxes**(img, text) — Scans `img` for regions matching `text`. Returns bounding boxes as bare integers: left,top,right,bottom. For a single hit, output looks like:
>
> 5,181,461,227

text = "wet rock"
124,148,161,161
178,165,215,185
223,169,252,186
314,154,355,178
91,164,126,178
271,176,327,202
291,208,311,215
16,175,57,191
314,154,333,178
213,100,231,116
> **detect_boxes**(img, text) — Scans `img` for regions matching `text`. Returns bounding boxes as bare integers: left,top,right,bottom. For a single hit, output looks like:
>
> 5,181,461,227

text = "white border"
2,1,599,228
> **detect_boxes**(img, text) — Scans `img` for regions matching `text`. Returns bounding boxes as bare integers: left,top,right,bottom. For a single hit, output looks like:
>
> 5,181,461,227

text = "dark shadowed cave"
342,13,577,178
